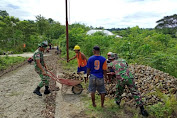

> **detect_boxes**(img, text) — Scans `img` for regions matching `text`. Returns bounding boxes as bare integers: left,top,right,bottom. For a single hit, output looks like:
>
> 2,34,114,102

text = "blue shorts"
77,66,87,74
88,74,106,94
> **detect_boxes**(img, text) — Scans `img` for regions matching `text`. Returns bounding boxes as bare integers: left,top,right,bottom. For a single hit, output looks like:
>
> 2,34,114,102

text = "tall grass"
0,56,26,70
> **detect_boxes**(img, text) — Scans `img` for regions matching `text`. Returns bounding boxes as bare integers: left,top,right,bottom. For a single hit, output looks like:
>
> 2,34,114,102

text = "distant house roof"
86,29,122,38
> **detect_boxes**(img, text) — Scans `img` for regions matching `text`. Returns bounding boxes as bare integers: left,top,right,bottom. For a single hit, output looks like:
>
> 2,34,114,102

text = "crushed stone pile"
106,64,177,106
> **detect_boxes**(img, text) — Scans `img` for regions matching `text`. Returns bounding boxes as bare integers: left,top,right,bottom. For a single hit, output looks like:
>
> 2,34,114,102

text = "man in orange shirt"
68,45,87,74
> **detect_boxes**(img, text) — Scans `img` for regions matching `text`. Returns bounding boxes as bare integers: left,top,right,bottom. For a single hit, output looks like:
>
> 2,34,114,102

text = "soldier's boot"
115,97,122,106
33,86,42,96
140,105,149,117
44,86,51,94
114,100,120,106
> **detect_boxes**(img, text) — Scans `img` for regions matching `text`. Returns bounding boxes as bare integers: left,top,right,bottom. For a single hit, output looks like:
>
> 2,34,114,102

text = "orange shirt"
102,60,107,70
76,52,87,67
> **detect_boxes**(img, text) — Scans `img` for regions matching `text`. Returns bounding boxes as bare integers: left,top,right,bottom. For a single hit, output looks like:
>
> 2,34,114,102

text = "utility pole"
65,0,69,61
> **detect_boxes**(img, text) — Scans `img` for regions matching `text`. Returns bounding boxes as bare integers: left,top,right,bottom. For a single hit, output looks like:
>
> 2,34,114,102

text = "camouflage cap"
107,52,113,56
38,41,48,48
108,53,116,60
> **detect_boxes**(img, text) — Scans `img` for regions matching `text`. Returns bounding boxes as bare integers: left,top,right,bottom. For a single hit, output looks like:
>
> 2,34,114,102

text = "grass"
80,85,177,118
81,93,144,118
59,58,77,72
146,91,177,118
0,56,26,70
59,50,78,72
83,94,119,118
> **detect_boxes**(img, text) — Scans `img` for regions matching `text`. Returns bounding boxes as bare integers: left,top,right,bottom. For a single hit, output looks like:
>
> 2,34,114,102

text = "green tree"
48,18,54,24
0,16,19,49
155,14,177,37
47,22,65,39
0,10,9,17
35,15,49,35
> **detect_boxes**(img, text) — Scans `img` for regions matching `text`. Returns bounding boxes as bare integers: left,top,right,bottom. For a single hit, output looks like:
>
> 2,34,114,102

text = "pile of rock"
131,64,177,105
106,64,177,106
62,72,85,81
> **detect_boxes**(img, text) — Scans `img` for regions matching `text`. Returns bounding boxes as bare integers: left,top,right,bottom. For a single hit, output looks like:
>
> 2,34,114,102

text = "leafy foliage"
0,11,65,53
156,14,177,29
0,10,9,17
155,14,177,37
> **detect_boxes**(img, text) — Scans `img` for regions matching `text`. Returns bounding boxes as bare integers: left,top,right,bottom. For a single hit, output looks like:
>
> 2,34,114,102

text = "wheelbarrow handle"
46,73,57,81
46,71,62,83
47,70,58,78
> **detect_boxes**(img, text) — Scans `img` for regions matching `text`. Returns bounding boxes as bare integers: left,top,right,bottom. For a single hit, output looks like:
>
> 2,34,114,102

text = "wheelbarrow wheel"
72,84,83,95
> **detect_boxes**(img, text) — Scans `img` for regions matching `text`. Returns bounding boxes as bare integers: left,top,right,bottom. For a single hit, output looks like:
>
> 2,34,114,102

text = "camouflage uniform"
109,58,143,106
33,50,50,88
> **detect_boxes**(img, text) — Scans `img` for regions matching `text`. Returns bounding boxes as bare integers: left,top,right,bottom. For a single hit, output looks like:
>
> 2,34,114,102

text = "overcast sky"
0,0,177,28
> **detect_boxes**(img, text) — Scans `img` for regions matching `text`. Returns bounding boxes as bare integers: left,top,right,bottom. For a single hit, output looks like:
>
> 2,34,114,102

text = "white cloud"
0,0,40,20
0,0,177,28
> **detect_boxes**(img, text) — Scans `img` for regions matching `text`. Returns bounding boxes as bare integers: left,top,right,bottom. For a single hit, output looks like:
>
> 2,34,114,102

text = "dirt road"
0,50,85,118
54,75,85,118
0,52,52,58
0,64,45,118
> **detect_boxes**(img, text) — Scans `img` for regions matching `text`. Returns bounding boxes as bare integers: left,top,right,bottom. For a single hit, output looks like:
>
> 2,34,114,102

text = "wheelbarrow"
47,71,83,95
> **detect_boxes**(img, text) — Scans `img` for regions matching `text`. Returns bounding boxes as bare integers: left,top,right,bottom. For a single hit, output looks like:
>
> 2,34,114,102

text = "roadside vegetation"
0,56,26,70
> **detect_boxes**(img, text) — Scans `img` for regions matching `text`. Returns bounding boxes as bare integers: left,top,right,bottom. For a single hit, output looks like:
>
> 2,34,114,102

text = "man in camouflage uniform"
107,52,113,64
108,53,148,117
33,41,50,96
